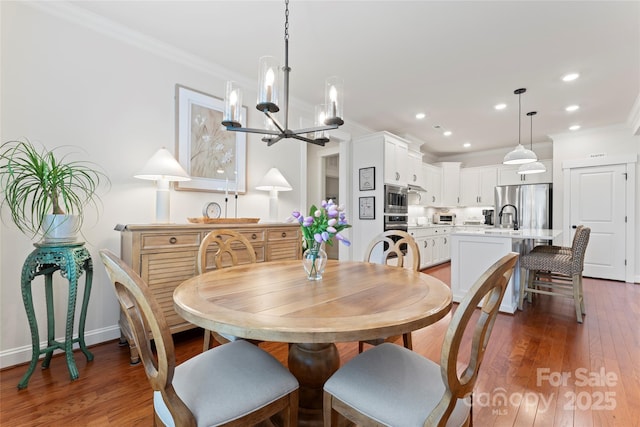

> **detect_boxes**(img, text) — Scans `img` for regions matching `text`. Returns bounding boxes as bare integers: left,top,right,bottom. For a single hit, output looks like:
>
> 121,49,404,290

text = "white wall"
0,2,347,367
551,124,639,282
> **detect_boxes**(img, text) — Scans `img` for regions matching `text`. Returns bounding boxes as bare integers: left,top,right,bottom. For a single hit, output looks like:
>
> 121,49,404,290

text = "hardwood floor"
1,263,638,426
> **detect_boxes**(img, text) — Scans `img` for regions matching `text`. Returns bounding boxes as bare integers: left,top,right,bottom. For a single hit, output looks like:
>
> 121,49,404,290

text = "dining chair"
99,249,299,427
323,252,518,427
198,229,259,350
519,226,591,323
360,230,420,353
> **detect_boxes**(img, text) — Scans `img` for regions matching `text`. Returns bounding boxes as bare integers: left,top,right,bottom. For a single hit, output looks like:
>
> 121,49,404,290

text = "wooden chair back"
99,249,195,426
426,252,518,425
197,229,257,274
363,230,420,271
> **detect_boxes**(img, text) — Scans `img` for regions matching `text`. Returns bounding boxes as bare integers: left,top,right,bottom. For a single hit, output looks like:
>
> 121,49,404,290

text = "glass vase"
303,241,327,281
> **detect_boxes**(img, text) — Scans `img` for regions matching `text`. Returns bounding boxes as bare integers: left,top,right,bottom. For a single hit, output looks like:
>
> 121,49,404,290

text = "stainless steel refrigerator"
494,184,552,231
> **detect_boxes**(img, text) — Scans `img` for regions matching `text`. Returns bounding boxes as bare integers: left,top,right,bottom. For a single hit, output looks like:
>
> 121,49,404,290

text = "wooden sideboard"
115,222,302,363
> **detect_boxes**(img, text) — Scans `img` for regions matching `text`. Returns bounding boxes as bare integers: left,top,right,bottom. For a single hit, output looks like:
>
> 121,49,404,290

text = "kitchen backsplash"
408,205,487,226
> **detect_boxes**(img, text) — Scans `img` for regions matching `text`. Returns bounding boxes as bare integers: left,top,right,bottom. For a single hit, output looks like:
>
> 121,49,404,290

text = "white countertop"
408,224,492,229
451,228,562,240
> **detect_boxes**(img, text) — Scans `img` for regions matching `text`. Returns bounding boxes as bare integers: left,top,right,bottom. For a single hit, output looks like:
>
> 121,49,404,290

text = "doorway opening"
324,154,339,260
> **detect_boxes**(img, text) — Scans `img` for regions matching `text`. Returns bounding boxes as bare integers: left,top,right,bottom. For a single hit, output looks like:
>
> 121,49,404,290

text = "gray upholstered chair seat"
521,252,574,276
154,340,298,427
324,343,470,427
530,245,571,255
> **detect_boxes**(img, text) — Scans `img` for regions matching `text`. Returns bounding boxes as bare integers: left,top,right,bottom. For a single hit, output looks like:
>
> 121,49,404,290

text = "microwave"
433,213,456,224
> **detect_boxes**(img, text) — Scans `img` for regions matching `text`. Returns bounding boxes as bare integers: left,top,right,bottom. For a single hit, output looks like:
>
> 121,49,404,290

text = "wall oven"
384,185,408,232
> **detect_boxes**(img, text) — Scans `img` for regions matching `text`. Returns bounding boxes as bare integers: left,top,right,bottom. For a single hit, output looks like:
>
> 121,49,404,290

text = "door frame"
562,154,637,283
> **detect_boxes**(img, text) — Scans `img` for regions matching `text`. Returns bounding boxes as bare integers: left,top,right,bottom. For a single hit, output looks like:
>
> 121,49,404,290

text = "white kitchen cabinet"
460,166,497,207
409,226,450,269
423,164,442,206
384,136,409,186
438,162,461,207
407,150,424,187
498,159,552,185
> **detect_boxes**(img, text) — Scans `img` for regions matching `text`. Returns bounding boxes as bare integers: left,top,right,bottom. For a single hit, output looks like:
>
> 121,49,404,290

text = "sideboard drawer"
268,228,300,242
141,233,201,250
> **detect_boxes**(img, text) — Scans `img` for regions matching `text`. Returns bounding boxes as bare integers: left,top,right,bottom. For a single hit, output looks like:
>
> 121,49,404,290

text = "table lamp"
134,148,190,223
255,167,292,222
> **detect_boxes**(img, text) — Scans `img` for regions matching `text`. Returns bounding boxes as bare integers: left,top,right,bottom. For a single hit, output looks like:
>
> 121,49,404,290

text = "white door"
569,164,626,280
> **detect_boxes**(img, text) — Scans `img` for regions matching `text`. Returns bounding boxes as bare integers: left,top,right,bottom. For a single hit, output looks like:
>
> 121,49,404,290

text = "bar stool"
519,227,591,323
18,242,94,389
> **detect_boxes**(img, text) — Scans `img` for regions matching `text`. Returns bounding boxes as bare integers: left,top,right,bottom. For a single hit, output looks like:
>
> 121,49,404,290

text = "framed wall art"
359,196,375,220
359,166,375,191
175,84,247,193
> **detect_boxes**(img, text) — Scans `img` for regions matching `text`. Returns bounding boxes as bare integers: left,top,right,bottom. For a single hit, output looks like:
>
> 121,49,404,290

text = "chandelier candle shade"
518,111,547,175
222,0,344,146
289,200,351,280
503,88,538,165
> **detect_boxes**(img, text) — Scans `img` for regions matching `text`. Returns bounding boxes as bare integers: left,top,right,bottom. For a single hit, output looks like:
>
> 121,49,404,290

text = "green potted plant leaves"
0,139,109,243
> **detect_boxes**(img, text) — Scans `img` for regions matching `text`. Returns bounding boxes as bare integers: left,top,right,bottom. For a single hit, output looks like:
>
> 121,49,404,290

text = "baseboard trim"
0,326,121,370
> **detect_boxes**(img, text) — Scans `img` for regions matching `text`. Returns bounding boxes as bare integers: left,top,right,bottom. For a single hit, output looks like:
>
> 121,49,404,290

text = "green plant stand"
18,242,94,389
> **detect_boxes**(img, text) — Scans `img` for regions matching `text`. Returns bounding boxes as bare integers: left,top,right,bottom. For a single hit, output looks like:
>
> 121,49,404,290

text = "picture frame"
175,84,247,193
359,166,375,191
359,196,375,220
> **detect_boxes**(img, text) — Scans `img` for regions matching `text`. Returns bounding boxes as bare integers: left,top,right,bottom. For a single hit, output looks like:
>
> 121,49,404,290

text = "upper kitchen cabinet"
352,131,410,187
383,135,409,186
460,166,497,207
407,150,424,188
498,159,552,185
438,162,461,207
423,163,442,206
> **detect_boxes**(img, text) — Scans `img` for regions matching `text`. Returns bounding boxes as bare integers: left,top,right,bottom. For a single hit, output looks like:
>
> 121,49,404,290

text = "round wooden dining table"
173,259,452,426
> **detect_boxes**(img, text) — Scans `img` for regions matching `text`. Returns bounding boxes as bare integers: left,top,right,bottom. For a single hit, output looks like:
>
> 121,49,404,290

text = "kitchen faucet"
498,204,519,230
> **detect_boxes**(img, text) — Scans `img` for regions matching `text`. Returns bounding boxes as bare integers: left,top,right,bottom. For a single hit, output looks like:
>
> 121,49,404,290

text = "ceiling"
67,0,639,156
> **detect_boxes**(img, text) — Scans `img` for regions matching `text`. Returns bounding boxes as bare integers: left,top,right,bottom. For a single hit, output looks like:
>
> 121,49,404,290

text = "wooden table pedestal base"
288,342,340,426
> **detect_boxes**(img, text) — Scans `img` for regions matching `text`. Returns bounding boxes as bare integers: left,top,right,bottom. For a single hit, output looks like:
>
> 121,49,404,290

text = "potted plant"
0,139,109,243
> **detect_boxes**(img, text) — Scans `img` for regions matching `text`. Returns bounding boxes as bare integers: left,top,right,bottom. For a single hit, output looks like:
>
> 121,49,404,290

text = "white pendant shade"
503,144,538,165
518,160,547,175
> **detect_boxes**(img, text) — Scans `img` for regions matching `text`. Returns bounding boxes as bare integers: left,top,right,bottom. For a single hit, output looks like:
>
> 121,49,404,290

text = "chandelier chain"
285,0,289,41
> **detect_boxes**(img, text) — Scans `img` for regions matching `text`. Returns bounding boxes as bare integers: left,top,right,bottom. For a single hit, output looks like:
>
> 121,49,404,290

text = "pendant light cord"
513,88,526,146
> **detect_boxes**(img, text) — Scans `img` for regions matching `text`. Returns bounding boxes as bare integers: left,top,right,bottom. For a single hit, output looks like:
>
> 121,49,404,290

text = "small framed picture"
359,167,375,191
359,196,375,220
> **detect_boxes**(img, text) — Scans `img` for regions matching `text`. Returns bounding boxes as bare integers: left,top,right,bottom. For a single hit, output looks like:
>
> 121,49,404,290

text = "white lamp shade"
503,144,538,165
518,161,547,175
256,167,293,191
134,148,191,181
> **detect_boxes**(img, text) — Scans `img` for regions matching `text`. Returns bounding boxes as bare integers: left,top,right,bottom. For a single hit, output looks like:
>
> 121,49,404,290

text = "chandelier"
221,0,344,147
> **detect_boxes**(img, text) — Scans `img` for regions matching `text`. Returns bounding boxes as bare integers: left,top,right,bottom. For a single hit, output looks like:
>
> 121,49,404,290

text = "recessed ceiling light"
562,73,580,82
443,131,452,136
463,142,471,148
415,112,426,119
494,103,507,110
565,105,580,112
569,125,581,131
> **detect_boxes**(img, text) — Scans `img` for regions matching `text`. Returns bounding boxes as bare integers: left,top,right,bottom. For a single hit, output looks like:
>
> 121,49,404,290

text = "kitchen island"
450,228,562,313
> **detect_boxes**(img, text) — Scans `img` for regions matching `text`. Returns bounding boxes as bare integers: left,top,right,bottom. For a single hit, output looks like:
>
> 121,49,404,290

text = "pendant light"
518,111,547,174
503,88,537,165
